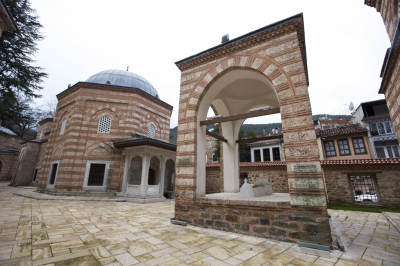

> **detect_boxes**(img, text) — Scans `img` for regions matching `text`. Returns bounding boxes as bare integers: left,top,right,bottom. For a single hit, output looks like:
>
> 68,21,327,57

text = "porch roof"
113,137,177,151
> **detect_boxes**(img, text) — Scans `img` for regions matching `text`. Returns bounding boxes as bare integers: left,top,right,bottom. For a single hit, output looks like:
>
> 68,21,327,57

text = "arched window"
98,116,111,133
60,119,67,135
147,124,155,138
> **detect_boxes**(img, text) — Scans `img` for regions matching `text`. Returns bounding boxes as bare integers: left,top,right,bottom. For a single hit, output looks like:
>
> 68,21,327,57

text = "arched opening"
129,156,142,185
148,156,160,185
163,159,175,198
197,68,280,197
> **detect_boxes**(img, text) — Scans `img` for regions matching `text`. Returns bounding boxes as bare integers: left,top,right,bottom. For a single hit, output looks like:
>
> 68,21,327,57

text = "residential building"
351,99,399,158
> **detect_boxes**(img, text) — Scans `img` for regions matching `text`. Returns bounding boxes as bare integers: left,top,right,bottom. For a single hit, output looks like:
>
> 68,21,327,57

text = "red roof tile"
315,124,367,138
321,158,400,165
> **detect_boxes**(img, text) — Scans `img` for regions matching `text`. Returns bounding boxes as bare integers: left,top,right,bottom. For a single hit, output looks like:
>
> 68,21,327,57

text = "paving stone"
1,185,400,266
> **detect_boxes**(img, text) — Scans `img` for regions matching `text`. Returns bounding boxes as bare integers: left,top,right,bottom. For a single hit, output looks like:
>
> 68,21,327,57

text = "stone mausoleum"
11,69,176,200
174,13,332,249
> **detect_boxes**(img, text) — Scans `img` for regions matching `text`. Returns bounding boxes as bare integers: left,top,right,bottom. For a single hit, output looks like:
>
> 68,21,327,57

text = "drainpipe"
321,168,330,209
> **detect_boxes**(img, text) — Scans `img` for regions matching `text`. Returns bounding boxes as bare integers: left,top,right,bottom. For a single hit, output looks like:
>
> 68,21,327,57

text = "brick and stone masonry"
174,14,332,246
32,82,172,191
207,160,400,209
365,0,400,143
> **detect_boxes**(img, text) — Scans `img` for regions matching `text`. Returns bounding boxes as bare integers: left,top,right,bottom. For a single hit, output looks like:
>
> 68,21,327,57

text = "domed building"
11,69,176,200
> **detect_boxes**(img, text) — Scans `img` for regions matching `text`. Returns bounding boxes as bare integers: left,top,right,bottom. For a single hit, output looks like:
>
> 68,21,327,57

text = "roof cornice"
175,13,309,85
0,0,17,31
56,82,173,110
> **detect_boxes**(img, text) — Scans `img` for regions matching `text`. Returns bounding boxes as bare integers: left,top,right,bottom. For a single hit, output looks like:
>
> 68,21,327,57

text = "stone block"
215,221,229,228
212,214,222,220
200,212,210,218
260,218,270,225
253,226,267,234
234,224,250,231
241,217,259,224
272,220,299,229
225,215,238,222
268,227,287,236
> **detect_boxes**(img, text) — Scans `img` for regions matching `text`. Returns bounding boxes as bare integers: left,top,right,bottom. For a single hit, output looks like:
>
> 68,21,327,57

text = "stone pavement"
0,183,399,266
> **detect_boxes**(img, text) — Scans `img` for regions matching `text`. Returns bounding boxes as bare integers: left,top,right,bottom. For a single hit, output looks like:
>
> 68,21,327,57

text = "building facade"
12,69,176,199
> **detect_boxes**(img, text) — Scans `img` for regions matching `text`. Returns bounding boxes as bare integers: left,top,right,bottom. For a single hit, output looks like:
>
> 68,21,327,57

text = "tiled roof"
206,158,400,167
206,161,286,167
315,124,367,138
239,161,286,166
321,158,400,165
248,138,282,147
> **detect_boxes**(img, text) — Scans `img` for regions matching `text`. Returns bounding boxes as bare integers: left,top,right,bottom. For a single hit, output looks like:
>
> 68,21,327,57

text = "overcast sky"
30,0,389,128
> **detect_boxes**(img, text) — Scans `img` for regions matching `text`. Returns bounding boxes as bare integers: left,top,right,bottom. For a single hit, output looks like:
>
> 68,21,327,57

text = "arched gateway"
174,14,332,248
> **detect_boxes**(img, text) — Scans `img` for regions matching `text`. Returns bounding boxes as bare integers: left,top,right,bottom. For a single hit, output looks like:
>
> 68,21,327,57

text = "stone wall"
175,201,331,245
205,166,222,194
0,133,23,150
206,163,400,209
323,164,400,209
0,151,18,180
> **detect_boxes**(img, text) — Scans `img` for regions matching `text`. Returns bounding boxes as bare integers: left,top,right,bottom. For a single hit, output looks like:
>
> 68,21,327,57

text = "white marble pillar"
121,155,130,193
140,153,150,198
159,156,167,197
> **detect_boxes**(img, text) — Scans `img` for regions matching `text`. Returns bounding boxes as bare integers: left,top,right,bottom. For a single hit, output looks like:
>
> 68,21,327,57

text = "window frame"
337,138,352,156
47,160,60,189
272,147,281,161
83,160,110,190
351,137,367,155
323,140,337,157
348,173,381,204
254,149,261,162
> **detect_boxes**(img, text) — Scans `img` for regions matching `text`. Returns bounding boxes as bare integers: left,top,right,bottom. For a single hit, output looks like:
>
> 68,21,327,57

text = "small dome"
86,69,159,98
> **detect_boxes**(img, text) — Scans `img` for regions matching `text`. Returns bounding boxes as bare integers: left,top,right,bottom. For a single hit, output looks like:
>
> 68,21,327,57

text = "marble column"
121,155,130,193
140,153,150,198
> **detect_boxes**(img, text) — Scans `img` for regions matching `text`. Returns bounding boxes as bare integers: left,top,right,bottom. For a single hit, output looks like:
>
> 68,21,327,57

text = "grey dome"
86,69,159,98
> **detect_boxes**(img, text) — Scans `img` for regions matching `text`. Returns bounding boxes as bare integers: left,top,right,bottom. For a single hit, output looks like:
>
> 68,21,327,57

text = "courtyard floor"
0,183,399,266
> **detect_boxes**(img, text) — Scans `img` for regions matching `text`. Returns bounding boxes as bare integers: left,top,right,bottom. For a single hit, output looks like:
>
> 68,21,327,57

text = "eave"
113,137,177,152
379,20,400,94
0,0,17,31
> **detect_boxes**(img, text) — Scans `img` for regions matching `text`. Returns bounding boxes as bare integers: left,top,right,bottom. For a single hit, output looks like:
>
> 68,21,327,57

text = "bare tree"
40,95,57,118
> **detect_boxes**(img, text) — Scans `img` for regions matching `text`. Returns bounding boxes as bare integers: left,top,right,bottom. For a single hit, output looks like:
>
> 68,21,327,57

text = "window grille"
49,163,58,185
254,150,261,162
147,124,155,138
98,116,111,133
352,137,366,154
60,119,67,135
87,163,106,186
376,147,386,158
324,141,336,156
272,147,281,161
263,148,271,161
349,174,379,203
338,139,351,155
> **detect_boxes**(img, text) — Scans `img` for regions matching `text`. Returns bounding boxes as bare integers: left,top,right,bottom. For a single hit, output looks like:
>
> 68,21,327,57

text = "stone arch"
186,55,296,117
88,108,120,130
146,118,160,138
194,64,292,195
148,156,160,185
84,142,114,158
56,110,70,134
